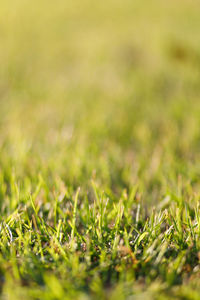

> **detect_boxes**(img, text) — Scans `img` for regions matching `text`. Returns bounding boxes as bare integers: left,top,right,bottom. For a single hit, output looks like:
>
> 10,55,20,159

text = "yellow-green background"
0,1,200,299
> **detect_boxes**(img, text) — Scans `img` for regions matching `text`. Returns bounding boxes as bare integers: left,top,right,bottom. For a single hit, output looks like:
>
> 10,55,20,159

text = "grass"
0,0,200,299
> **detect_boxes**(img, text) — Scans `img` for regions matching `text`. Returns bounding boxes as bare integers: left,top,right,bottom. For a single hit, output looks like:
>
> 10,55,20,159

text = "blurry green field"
0,0,200,299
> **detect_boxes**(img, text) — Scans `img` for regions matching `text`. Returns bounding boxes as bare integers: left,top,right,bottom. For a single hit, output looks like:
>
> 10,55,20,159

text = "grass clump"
0,179,200,299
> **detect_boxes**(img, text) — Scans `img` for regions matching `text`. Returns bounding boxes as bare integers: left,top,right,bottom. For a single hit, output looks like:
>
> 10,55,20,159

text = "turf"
0,0,200,299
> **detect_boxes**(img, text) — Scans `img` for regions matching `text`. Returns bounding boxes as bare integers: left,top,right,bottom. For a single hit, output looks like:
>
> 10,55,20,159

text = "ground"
0,0,200,299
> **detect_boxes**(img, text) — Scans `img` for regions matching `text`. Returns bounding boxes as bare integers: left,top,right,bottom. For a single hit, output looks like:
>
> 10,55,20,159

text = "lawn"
0,0,200,299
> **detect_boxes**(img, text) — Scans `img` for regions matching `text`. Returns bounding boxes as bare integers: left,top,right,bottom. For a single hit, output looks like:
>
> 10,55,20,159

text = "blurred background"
0,0,200,203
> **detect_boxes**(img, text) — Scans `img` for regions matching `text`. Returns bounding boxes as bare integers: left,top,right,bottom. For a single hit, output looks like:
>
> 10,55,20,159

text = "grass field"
0,0,200,299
